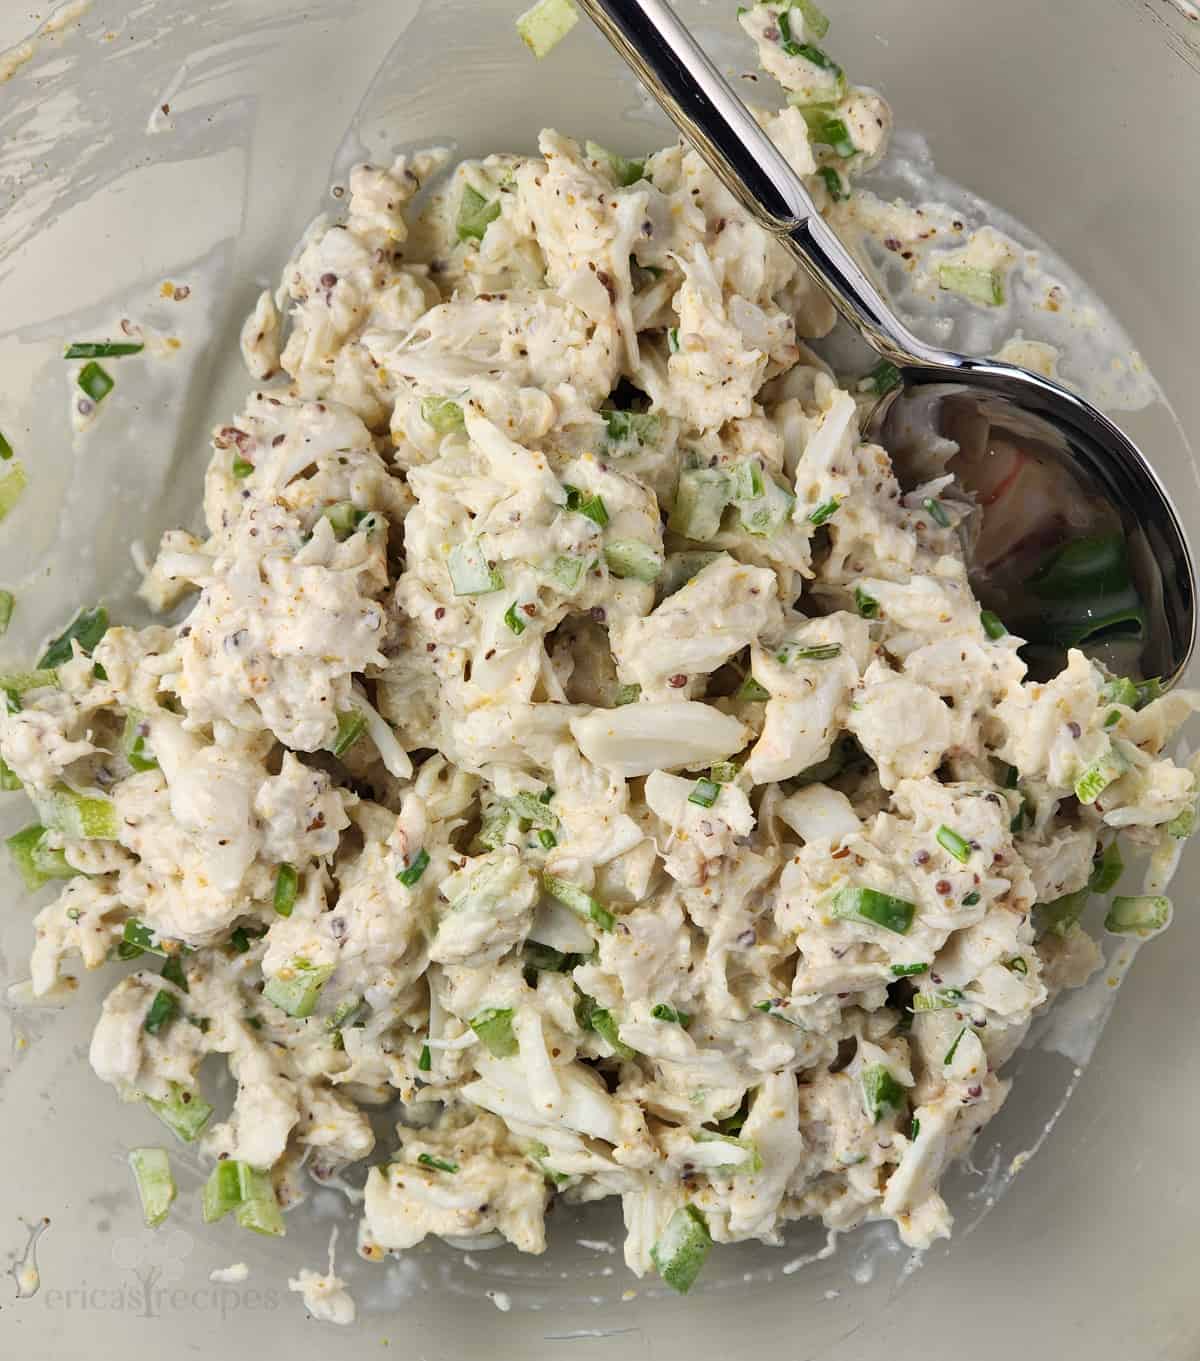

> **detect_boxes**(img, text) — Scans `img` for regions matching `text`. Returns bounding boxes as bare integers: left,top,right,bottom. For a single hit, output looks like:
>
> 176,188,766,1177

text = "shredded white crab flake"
2,0,1194,1301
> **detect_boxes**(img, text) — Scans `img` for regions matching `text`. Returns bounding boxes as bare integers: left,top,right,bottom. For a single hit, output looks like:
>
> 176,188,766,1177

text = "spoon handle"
575,0,939,363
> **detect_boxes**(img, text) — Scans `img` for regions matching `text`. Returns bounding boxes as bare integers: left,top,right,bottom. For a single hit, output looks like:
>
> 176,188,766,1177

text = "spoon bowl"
577,0,1197,685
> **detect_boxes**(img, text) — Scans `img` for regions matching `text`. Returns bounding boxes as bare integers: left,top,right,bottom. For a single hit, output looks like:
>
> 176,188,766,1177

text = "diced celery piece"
331,709,366,758
785,0,831,44
273,863,299,917
911,987,964,1012
543,873,614,931
1167,805,1196,840
937,263,1005,307
321,501,366,540
733,462,795,536
469,1006,519,1058
7,824,77,891
543,554,590,594
584,141,646,187
668,468,731,541
33,784,118,839
235,1164,285,1236
604,409,660,450
651,1205,712,1295
693,1129,761,1175
144,1082,213,1143
604,539,664,582
202,1159,244,1223
448,539,503,596
128,1148,176,1228
456,185,501,243
0,459,27,523
1089,840,1124,892
1074,744,1128,804
0,667,59,695
792,105,856,157
1105,894,1172,937
122,711,158,772
658,551,724,599
516,0,579,58
576,994,633,1059
421,396,466,434
262,959,335,1019
1035,888,1089,938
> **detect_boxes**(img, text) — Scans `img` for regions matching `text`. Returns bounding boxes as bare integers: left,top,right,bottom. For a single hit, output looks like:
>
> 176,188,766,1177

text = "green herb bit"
854,586,880,619
912,987,965,1012
889,962,929,977
144,1082,213,1143
651,1205,712,1295
0,460,27,523
818,165,846,202
331,709,367,758
273,863,299,917
861,358,901,394
1105,894,1172,936
537,828,557,849
937,263,1005,307
469,1007,519,1058
160,953,188,993
456,185,501,242
980,610,1007,640
563,484,609,527
0,590,13,637
922,497,951,528
1089,840,1124,893
128,1148,175,1228
418,1043,432,1072
576,998,633,1059
144,989,179,1036
1006,956,1029,976
808,496,840,526
397,847,430,887
943,1025,970,1066
651,1003,691,1026
776,642,842,663
962,891,981,906
231,456,254,478
909,1117,921,1141
417,1152,459,1174
421,395,466,434
65,341,144,359
77,361,115,403
736,675,770,702
0,431,11,459
830,885,916,935
687,777,720,809
936,825,972,864
1167,805,1196,840
38,605,108,668
0,757,21,791
504,601,527,635
861,1063,906,1123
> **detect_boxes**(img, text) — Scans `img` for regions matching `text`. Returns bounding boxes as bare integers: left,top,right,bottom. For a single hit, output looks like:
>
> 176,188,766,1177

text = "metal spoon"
576,0,1197,686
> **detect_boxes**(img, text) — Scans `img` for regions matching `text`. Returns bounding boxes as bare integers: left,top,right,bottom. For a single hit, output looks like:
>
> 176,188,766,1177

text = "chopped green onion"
321,501,366,540
922,497,951,528
0,590,13,636
889,962,929,977
854,586,880,619
6,824,77,891
980,610,1007,640
937,263,1005,307
516,0,579,58
456,185,501,242
667,326,681,354
710,761,738,784
504,601,527,635
909,1117,921,1141
1035,888,1089,938
145,1082,213,1142
668,467,731,541
962,890,981,906
818,165,846,202
830,885,916,935
331,709,367,758
861,1064,906,1123
122,711,158,772
123,918,164,956
604,539,664,582
651,1205,712,1295
418,1043,432,1072
1089,840,1124,893
509,791,558,829
421,396,466,434
0,757,21,791
229,925,265,955
448,539,503,596
232,456,254,478
1074,744,1127,804
936,825,972,864
417,1152,459,1174
576,995,633,1059
273,863,299,917
614,682,642,707
734,470,795,537
651,1003,691,1026
776,642,842,663
736,675,771,702
202,1159,243,1223
64,341,144,359
263,959,335,1018
0,431,11,459
38,605,108,668
128,1148,176,1228
397,847,430,887
731,459,765,502
1105,894,1172,936
0,460,27,523
537,828,557,849
912,987,964,1012
1006,956,1029,975
943,1025,969,1065
469,1007,519,1058
161,953,188,993
584,140,646,187
144,989,179,1036
808,496,840,526
543,873,614,931
861,358,901,394
234,1164,285,1237
1103,709,1122,729
603,409,660,448
527,1140,570,1187
688,777,720,809
563,484,609,527
1100,676,1139,708
34,784,118,839
77,361,115,403
794,106,856,157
